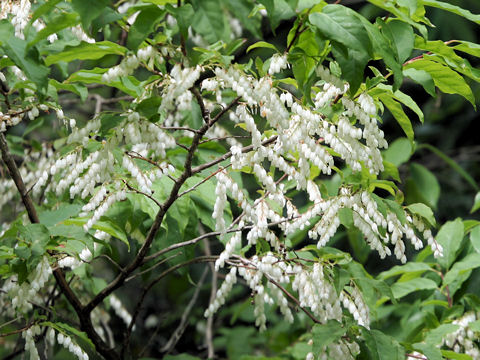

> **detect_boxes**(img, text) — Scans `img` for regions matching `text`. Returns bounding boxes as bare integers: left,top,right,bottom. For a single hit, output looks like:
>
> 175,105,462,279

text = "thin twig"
161,267,209,354
191,135,278,175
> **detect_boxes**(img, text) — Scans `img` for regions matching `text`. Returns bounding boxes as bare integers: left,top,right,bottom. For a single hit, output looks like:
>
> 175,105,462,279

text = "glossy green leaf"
412,343,442,360
191,0,229,43
378,262,432,280
382,138,412,167
1,29,49,90
381,19,414,63
471,192,480,214
378,93,414,140
391,277,438,299
404,59,475,107
470,225,480,253
406,203,436,227
360,328,404,360
444,253,480,285
423,0,480,24
406,163,440,209
403,68,436,97
246,41,278,53
436,218,465,269
45,41,127,66
127,6,165,50
309,5,372,93
29,12,79,46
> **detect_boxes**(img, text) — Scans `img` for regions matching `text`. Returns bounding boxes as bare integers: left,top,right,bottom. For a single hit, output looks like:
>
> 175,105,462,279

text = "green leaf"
373,83,424,123
1,32,49,90
378,93,413,141
72,0,110,30
49,79,88,102
45,41,127,66
443,253,480,285
246,41,278,53
165,3,194,40
259,0,296,32
359,19,403,90
191,0,229,43
440,350,473,360
127,6,165,50
378,262,432,280
40,321,95,350
436,218,464,269
412,343,442,360
29,12,79,46
382,138,412,167
471,226,480,253
367,0,428,38
406,163,440,209
360,328,404,360
453,40,480,58
39,204,83,227
30,0,63,24
381,19,414,64
312,320,347,353
391,277,437,299
403,68,436,97
309,5,372,93
406,203,436,227
423,0,480,25
470,192,480,214
404,59,475,107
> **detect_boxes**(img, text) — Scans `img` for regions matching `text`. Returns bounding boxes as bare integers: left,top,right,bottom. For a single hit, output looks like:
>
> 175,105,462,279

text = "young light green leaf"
45,41,127,66
373,83,424,123
413,343,442,360
443,253,480,285
436,218,465,269
404,59,475,107
403,68,436,97
471,192,480,214
470,225,480,253
29,13,79,46
378,262,432,280
391,277,437,299
406,203,436,227
382,137,412,167
246,41,278,53
423,0,480,25
378,93,414,141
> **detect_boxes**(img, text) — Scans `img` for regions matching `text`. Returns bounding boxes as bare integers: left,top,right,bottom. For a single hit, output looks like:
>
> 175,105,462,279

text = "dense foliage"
1,0,480,359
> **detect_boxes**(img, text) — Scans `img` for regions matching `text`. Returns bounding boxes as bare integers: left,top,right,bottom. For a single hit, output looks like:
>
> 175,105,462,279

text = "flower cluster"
1,256,52,316
442,311,480,358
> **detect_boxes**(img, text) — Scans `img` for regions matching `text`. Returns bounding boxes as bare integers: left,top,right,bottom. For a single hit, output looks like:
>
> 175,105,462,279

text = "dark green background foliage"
1,0,480,359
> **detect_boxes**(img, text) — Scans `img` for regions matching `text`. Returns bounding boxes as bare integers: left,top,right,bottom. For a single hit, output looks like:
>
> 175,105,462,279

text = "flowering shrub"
1,0,480,359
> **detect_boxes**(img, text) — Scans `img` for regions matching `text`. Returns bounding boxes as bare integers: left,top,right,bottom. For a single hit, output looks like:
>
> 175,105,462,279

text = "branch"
0,133,117,360
191,135,278,175
83,95,241,316
160,267,209,354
